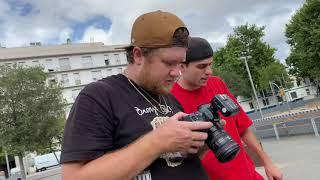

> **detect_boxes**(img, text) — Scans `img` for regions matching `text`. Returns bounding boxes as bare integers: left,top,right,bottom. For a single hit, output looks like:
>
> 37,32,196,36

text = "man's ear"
132,47,143,65
180,63,187,73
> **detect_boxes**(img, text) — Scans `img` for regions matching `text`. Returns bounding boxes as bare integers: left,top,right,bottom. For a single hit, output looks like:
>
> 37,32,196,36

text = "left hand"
264,163,283,180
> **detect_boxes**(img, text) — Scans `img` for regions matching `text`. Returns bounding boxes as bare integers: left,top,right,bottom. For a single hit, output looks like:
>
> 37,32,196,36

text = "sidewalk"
256,135,320,180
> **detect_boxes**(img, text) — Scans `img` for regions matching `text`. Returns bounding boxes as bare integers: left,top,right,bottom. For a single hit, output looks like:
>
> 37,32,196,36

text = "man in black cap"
171,37,283,180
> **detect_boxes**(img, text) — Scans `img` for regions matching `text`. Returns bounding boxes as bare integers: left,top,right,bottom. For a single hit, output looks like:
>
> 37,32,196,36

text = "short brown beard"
138,63,170,95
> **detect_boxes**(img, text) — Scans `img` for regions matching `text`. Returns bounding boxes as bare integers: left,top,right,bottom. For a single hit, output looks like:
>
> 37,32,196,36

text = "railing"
253,108,320,140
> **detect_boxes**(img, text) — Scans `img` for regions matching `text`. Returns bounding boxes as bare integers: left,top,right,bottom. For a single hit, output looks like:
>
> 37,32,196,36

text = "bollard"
310,118,319,137
273,124,280,140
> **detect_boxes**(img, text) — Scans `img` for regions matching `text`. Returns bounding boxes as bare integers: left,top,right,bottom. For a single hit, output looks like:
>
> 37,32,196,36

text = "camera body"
183,94,241,163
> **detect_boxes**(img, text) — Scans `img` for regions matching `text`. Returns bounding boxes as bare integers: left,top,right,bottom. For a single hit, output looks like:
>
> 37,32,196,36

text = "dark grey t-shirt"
61,74,208,180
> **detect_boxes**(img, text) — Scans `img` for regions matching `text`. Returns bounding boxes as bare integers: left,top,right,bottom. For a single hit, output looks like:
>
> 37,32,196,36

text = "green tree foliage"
213,24,279,97
0,64,66,179
213,65,251,97
285,0,320,79
258,62,292,90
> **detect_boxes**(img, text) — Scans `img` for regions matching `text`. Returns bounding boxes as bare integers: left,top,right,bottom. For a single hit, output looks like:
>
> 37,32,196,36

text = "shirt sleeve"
60,82,116,163
217,78,253,136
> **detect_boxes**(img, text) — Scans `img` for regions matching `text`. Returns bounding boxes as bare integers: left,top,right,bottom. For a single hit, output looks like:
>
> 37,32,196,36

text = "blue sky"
0,0,305,62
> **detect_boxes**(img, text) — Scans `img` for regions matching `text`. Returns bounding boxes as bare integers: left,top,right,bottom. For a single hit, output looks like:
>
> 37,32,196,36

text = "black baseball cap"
186,37,213,63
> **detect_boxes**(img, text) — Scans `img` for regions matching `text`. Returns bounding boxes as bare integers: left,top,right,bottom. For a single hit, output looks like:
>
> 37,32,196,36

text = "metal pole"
5,150,11,178
311,118,319,136
272,82,291,110
269,81,279,106
244,57,264,120
281,73,288,89
273,124,280,140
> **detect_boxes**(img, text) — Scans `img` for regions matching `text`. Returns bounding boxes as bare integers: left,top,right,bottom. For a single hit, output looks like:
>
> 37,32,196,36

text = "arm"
62,112,213,180
241,128,283,180
62,131,161,180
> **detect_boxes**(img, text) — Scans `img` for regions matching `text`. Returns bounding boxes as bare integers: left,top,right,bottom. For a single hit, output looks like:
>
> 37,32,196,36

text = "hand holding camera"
183,94,241,163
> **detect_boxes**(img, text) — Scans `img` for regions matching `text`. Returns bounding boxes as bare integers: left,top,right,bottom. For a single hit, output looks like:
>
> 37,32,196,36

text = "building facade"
0,42,128,175
0,42,128,116
238,77,319,113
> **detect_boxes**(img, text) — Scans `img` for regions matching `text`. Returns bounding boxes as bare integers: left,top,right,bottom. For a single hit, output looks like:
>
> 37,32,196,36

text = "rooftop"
0,42,128,61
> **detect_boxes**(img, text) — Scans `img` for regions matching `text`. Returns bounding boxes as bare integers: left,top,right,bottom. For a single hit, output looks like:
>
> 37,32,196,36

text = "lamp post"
239,55,264,120
269,81,279,107
270,81,291,111
5,150,11,178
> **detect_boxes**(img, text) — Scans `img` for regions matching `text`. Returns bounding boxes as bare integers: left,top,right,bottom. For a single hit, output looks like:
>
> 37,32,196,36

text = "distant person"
60,11,214,180
171,37,283,180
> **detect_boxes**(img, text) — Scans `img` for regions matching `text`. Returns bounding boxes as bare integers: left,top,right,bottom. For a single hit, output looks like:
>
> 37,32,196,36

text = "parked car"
10,167,22,180
34,151,61,172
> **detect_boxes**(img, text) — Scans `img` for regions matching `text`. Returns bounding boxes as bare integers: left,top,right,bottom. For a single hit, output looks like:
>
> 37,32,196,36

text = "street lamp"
239,55,264,120
5,150,11,178
269,81,291,111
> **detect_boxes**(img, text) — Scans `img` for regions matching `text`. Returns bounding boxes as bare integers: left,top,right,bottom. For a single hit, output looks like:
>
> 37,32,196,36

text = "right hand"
150,112,213,154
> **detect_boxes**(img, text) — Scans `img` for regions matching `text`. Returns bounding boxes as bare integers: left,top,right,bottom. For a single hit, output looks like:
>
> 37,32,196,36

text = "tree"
213,24,279,97
212,64,251,97
285,0,320,80
0,64,66,179
258,62,292,90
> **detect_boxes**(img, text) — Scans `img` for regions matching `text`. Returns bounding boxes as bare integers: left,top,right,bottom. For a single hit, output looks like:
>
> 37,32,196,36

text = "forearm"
241,128,272,165
63,132,161,180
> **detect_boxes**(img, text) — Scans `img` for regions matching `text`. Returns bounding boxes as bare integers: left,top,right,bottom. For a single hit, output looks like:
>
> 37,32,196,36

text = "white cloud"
80,26,111,44
59,27,74,43
0,0,305,61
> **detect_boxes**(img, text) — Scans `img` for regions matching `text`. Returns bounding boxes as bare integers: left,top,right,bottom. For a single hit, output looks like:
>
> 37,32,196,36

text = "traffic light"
279,88,285,97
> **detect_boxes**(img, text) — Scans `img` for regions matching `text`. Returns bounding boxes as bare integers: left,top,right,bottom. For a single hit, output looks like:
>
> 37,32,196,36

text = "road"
25,135,320,180
256,135,320,180
27,167,61,180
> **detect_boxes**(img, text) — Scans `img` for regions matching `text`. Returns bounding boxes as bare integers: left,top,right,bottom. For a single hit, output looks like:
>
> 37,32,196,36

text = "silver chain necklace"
125,76,170,115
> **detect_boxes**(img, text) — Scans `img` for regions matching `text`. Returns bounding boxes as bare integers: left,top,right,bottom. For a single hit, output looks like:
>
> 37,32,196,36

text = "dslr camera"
183,94,241,163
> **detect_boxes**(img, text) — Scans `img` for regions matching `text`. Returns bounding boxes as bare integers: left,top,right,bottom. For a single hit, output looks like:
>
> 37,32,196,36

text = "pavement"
256,135,320,180
25,135,320,180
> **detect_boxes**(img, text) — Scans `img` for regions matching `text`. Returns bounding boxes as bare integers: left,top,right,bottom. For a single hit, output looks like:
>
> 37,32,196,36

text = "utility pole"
240,55,264,120
269,81,279,106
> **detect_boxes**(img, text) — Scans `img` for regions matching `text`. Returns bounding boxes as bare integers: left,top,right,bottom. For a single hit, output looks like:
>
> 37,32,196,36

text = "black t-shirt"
61,74,208,180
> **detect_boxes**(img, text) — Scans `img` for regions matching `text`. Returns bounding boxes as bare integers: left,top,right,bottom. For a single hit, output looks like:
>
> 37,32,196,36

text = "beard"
138,66,172,95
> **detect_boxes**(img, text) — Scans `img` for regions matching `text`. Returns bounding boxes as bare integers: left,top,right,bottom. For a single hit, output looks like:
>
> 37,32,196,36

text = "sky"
0,0,305,62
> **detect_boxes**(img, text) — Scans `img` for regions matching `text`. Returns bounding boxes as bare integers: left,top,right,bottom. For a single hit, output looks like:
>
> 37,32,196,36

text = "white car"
34,151,61,172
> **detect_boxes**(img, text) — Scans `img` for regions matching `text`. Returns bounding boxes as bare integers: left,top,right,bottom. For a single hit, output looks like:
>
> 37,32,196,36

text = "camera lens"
206,126,240,163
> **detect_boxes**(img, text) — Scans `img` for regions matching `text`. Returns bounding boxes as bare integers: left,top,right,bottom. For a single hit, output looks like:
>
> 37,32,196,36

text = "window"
48,75,57,84
290,91,298,99
249,102,254,109
72,89,81,101
45,59,55,72
73,73,81,85
306,89,310,95
277,96,283,102
18,61,26,66
59,58,71,71
114,54,120,64
104,54,110,65
82,56,93,68
32,60,39,66
92,70,102,81
61,74,69,86
262,98,270,106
